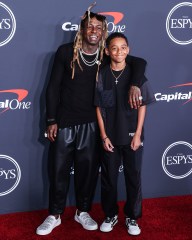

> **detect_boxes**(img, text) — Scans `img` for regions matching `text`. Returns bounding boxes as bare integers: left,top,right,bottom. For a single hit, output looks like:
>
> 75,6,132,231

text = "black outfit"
95,64,155,219
46,43,147,215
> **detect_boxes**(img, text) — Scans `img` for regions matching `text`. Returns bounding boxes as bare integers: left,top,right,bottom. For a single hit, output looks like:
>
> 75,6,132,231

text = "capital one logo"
0,155,21,196
0,89,31,114
62,12,125,33
155,82,192,105
0,2,16,47
162,141,192,179
166,2,192,45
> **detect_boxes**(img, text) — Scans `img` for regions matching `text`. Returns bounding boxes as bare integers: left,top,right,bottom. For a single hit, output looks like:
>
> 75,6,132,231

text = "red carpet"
0,195,191,240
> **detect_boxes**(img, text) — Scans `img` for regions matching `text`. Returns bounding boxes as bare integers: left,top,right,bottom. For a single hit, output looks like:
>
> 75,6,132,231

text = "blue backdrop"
0,0,192,214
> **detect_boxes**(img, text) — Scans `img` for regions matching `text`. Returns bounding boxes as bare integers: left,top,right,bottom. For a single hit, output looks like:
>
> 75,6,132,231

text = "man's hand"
129,86,142,109
47,124,58,142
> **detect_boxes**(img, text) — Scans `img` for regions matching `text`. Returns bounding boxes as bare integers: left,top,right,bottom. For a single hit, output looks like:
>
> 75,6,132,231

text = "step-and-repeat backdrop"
0,0,191,214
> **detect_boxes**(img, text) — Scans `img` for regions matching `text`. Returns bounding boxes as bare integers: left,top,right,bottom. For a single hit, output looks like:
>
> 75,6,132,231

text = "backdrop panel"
0,0,191,214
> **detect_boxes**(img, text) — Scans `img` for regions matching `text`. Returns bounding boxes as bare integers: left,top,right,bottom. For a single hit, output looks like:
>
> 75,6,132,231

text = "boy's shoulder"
99,63,110,74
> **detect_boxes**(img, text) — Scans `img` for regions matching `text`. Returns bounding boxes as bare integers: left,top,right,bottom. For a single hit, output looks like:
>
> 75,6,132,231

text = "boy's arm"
135,105,146,137
96,107,114,152
131,105,146,151
96,107,107,140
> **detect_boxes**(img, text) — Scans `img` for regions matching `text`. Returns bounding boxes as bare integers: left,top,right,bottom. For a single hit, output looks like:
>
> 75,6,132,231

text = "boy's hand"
131,134,141,151
129,86,142,109
103,137,114,152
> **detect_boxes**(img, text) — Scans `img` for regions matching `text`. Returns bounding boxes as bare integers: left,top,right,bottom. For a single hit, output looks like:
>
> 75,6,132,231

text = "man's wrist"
46,118,56,126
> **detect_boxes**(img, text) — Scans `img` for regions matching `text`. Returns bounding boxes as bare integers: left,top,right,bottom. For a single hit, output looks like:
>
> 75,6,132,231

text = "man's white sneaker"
100,215,118,232
126,218,141,236
36,215,61,235
74,210,98,230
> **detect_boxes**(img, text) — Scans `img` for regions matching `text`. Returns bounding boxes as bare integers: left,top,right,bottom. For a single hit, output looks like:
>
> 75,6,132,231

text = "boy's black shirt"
94,64,155,145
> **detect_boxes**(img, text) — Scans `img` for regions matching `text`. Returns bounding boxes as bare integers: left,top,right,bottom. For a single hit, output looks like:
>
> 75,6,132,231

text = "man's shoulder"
54,42,74,61
57,42,73,52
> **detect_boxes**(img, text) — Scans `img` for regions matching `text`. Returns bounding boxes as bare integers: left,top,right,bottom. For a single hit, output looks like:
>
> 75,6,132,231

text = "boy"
95,32,155,235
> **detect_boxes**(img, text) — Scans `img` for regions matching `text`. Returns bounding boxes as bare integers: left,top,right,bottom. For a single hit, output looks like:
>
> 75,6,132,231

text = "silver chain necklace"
110,65,126,84
79,48,99,66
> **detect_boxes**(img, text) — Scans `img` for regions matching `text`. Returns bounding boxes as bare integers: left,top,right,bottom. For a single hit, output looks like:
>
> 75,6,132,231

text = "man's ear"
105,48,109,56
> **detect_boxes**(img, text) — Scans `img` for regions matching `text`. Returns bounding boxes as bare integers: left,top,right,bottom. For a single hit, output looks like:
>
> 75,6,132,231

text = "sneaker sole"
100,219,118,232
128,229,141,236
36,219,61,235
74,215,98,230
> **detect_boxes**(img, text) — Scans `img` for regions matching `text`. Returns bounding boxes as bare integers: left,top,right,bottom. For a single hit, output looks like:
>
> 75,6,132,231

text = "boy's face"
82,17,103,46
105,37,129,63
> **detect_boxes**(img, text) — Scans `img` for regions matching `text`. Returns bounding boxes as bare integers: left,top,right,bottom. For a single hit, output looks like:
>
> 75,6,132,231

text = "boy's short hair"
106,32,129,48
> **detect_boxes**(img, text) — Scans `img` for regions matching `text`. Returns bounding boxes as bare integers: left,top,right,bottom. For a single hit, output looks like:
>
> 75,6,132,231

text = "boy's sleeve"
140,79,156,106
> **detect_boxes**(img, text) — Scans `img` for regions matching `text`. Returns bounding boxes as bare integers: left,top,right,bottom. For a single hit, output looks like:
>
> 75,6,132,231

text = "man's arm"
126,55,147,109
126,55,147,86
46,46,65,141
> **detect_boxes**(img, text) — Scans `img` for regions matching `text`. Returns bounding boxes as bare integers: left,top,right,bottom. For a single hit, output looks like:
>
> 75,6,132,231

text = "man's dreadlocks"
71,2,108,80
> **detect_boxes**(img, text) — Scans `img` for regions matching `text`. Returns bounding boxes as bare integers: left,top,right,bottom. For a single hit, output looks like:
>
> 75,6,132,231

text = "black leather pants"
101,144,143,219
48,122,100,215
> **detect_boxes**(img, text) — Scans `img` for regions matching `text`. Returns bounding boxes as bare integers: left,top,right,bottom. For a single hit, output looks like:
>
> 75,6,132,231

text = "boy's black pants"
101,144,143,219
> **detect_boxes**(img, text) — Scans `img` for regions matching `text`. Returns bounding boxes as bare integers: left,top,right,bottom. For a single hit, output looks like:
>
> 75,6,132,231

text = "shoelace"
126,218,137,227
105,216,117,223
105,217,112,223
130,220,137,226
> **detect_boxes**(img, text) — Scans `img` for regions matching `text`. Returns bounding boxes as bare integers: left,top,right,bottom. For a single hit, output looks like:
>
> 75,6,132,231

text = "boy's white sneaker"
126,218,141,235
100,215,118,232
36,215,61,235
74,210,98,230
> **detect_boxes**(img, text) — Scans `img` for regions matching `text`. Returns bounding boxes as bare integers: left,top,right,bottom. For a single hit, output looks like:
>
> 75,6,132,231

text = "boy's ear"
105,48,109,56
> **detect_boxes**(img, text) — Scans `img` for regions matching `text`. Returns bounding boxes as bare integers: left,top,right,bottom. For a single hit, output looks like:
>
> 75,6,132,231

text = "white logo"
166,2,192,45
0,99,31,110
0,2,16,47
62,22,125,33
155,91,192,102
0,155,21,196
162,141,192,179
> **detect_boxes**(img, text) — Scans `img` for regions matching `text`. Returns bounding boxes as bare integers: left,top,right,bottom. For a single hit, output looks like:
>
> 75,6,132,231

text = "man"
36,4,146,236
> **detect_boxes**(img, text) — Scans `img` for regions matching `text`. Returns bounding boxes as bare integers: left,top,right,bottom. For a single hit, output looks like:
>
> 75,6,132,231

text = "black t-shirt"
46,43,99,127
95,64,155,145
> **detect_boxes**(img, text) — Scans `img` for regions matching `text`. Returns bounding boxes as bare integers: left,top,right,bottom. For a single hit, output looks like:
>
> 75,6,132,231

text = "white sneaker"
36,215,61,235
126,218,141,235
74,210,98,230
100,215,118,232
